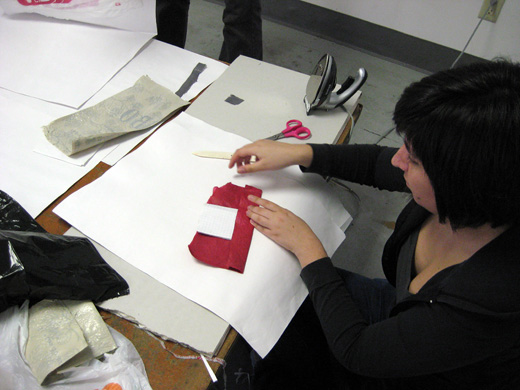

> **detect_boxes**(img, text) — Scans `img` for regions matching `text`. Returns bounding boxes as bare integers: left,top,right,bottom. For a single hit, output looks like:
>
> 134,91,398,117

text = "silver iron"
304,54,367,115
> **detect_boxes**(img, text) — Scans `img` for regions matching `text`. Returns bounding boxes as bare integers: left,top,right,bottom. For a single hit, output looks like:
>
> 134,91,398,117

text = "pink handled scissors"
265,120,311,141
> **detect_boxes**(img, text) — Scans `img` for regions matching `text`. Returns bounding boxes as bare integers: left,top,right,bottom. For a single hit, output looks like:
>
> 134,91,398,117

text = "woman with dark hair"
228,60,520,389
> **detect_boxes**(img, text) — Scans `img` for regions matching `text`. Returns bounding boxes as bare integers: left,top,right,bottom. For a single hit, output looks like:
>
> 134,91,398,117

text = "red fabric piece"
188,183,262,273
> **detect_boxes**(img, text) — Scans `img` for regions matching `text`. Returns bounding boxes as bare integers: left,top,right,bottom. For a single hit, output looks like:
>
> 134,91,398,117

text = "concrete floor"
185,0,428,278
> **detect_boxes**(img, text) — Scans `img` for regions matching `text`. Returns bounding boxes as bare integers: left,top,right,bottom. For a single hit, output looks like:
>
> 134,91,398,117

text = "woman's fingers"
229,140,313,174
246,201,276,229
247,196,281,226
248,195,279,212
228,142,265,173
246,196,301,248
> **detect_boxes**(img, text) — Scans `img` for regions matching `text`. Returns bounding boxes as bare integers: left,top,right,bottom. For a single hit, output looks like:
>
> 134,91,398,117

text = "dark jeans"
252,269,396,390
155,0,262,62
156,0,191,48
219,0,263,63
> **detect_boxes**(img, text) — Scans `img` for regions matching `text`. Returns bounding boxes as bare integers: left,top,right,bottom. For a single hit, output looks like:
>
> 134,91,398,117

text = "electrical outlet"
478,0,506,22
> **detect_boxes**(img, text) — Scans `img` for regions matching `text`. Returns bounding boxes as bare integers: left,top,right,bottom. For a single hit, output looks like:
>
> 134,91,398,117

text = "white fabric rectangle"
197,204,238,240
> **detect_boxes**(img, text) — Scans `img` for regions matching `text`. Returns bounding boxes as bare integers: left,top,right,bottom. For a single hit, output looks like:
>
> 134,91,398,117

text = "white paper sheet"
0,41,227,217
0,0,157,33
55,112,350,357
0,13,154,108
0,94,103,218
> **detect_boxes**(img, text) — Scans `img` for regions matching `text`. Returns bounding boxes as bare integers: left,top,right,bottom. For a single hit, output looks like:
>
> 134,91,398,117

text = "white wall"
304,0,520,62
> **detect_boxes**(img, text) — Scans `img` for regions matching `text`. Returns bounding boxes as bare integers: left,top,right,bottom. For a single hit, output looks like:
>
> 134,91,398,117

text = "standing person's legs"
219,0,262,63
156,0,191,48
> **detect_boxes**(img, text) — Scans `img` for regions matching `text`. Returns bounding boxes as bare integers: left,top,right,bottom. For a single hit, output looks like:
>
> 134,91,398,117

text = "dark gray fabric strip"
175,62,207,97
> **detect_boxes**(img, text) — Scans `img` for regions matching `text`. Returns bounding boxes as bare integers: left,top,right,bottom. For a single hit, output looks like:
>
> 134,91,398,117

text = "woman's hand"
229,140,313,174
246,195,327,268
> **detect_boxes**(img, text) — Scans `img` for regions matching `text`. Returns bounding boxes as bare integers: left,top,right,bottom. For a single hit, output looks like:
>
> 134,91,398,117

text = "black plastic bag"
0,190,44,233
0,190,129,313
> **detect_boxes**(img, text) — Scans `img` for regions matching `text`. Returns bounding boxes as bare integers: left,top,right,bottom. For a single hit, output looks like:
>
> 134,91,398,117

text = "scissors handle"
284,127,311,139
283,120,311,140
284,120,303,129
265,120,312,140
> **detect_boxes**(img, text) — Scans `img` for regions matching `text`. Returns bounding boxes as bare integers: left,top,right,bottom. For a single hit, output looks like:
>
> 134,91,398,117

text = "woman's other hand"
246,195,327,268
229,140,313,174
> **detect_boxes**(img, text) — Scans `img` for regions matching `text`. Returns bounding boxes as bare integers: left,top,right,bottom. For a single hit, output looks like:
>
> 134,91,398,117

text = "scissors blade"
193,151,233,160
264,133,283,141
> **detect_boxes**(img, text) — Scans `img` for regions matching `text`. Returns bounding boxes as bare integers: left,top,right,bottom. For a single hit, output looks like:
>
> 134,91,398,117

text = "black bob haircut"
393,59,520,229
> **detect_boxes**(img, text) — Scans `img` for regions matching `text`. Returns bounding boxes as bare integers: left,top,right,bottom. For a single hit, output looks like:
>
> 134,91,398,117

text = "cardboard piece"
186,55,361,144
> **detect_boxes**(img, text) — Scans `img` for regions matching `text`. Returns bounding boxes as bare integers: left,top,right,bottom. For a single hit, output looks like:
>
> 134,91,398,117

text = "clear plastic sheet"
0,190,129,313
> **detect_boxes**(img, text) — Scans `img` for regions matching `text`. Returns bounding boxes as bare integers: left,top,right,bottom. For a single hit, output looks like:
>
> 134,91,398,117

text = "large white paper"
0,13,154,108
0,41,227,217
55,112,350,357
